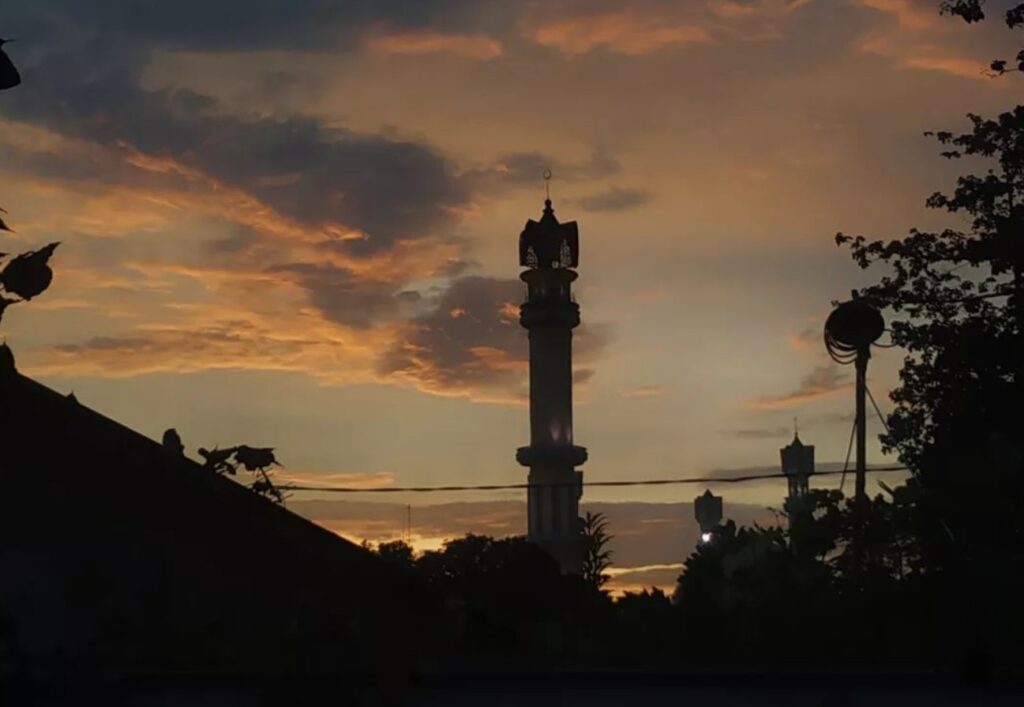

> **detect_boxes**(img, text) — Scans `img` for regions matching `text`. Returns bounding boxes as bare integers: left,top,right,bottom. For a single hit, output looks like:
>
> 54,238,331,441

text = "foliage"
198,444,288,505
832,93,1024,669
940,1,1024,75
580,511,613,590
0,42,58,324
835,108,1024,569
375,539,416,568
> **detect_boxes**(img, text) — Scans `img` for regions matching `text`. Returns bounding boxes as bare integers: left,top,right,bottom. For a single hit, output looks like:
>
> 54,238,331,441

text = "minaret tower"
780,421,815,502
516,193,587,574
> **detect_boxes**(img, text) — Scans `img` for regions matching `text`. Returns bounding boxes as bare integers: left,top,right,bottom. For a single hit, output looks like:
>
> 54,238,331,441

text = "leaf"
0,242,59,300
0,295,17,322
0,44,20,91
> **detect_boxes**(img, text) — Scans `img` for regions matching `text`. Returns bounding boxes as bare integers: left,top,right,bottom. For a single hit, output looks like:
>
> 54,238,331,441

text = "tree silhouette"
0,38,58,324
940,1,1024,75
835,100,1024,671
374,539,416,568
198,444,288,505
580,511,613,590
836,108,1024,568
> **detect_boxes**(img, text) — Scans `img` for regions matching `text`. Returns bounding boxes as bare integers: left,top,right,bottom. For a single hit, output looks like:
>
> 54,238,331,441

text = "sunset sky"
1,0,1016,591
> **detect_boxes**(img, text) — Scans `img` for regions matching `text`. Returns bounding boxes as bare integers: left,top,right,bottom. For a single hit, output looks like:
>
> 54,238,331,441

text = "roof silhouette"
0,346,435,679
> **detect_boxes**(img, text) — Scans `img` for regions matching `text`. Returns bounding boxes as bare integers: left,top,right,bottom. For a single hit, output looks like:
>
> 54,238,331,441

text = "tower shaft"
515,199,586,574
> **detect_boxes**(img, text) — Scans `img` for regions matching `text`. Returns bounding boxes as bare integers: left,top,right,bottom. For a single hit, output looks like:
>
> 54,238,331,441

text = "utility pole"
825,293,885,561
854,347,869,508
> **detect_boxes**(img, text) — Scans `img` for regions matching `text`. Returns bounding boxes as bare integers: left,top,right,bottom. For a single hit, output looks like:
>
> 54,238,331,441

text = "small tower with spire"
515,186,586,574
780,420,815,500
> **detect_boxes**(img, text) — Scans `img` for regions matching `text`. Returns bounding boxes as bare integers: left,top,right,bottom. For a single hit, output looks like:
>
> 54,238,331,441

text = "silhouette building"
516,197,586,574
694,489,723,544
0,345,429,678
780,427,815,500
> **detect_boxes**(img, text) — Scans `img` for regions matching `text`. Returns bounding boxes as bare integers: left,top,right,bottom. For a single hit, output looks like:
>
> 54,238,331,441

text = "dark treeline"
365,483,1018,676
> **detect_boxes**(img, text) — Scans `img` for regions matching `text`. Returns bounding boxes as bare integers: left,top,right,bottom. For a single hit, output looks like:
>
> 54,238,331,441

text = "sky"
0,0,1018,593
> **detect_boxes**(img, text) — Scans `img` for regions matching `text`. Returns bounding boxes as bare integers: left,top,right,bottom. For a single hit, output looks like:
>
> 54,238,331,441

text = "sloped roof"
0,347,435,676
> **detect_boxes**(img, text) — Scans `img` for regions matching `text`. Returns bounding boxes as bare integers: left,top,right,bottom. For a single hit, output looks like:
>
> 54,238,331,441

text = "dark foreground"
4,672,1023,706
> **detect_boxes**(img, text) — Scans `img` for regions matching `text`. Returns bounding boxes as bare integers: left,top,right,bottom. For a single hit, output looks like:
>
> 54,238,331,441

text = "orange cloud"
854,0,940,30
902,54,989,79
852,1,995,81
498,302,520,321
621,384,666,398
857,32,989,80
747,365,850,410
786,326,820,354
530,9,711,56
604,563,683,597
710,0,814,20
367,29,503,60
274,470,396,490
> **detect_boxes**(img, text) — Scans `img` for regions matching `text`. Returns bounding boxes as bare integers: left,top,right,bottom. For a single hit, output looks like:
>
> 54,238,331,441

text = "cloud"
856,32,988,80
851,0,994,80
379,276,528,400
267,262,399,329
379,276,608,400
722,426,794,440
4,1,496,53
274,470,396,490
3,48,470,254
853,0,940,31
366,28,503,60
786,325,821,354
525,0,816,56
468,149,621,193
577,186,652,212
621,384,666,398
529,8,712,56
748,364,850,409
23,301,393,383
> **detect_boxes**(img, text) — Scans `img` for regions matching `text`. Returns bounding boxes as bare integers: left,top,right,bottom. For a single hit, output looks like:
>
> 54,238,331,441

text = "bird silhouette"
0,39,20,91
0,242,59,300
162,428,185,456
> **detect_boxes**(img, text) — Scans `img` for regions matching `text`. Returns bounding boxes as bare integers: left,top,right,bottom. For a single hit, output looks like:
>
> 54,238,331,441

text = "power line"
839,417,857,494
866,383,891,436
278,466,908,494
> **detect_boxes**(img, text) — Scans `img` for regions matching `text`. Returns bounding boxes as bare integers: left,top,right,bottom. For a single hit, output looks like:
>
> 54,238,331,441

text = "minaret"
780,422,815,501
516,196,587,574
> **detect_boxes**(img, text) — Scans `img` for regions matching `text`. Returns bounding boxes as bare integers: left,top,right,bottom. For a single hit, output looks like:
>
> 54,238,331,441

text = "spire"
541,169,557,225
540,198,557,225
518,170,579,270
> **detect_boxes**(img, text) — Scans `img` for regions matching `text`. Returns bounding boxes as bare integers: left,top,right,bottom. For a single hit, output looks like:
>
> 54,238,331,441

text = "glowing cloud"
367,29,503,60
529,9,711,56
